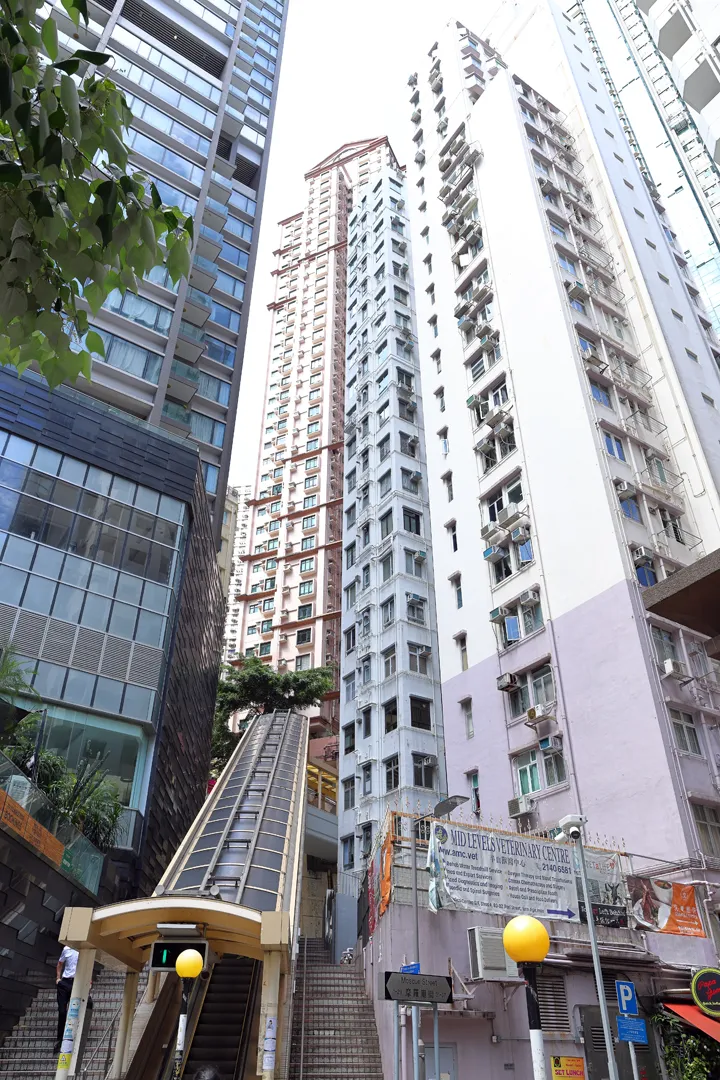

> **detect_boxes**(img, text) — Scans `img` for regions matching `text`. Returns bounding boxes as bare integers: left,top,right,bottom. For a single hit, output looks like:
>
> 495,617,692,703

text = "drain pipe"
401,1005,409,1080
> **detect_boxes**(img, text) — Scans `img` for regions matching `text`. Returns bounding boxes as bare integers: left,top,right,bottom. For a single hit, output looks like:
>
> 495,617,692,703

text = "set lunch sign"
691,967,720,1018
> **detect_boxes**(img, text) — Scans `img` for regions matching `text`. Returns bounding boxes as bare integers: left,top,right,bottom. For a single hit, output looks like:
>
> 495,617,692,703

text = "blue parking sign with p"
616,980,638,1016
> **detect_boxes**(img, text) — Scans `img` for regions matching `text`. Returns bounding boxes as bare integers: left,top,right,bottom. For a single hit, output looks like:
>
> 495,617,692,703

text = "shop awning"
665,1003,720,1042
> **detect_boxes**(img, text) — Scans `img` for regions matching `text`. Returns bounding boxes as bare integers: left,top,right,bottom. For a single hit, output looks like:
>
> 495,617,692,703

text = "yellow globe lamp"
503,916,550,964
175,948,204,980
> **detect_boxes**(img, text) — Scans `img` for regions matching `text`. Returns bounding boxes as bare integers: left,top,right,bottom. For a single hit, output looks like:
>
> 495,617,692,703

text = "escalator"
182,956,260,1080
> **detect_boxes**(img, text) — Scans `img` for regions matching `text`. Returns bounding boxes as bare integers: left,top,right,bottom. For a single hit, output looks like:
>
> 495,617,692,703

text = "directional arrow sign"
383,972,453,1004
546,908,576,919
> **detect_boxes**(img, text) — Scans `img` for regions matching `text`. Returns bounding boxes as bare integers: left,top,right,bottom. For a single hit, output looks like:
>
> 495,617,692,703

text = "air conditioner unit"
279,633,288,641
468,927,519,981
633,546,654,566
414,551,427,562
497,503,523,529
280,609,289,616
497,672,518,692
481,521,503,542
519,588,540,607
511,525,531,543
419,646,432,657
664,658,687,679
615,481,636,498
412,471,422,481
495,422,513,440
490,605,511,625
526,702,555,724
410,592,424,602
508,795,535,819
475,435,495,456
565,281,586,300
483,545,506,564
581,345,600,361
539,734,563,752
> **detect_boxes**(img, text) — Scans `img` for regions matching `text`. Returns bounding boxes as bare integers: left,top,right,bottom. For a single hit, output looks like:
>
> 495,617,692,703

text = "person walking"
193,1069,222,1080
55,945,79,1053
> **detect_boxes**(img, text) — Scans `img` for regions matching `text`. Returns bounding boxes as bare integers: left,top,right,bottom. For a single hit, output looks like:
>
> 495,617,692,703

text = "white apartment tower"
236,139,398,731
337,162,446,875
223,482,252,663
408,9,720,869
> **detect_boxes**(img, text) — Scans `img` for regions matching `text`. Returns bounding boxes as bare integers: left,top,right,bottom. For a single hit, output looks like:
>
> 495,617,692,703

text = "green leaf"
165,237,190,284
104,127,127,170
150,182,162,210
85,330,104,357
41,16,58,61
0,162,22,186
48,104,66,130
52,58,80,75
60,0,80,28
74,50,111,65
0,62,12,115
83,280,104,315
11,53,28,72
14,100,31,133
1,22,20,47
28,189,53,219
60,74,81,142
95,212,113,248
41,131,62,168
65,176,89,219
96,178,118,216
183,215,194,242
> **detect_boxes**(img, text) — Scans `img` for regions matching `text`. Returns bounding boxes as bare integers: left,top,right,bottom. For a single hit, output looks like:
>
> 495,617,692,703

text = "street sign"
383,971,453,1004
616,1016,648,1044
616,979,638,1016
400,963,421,974
150,939,208,971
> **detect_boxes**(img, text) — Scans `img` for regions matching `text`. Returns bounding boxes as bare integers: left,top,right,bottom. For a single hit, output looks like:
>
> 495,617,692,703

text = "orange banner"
379,832,392,918
628,876,705,936
1,794,29,837
43,832,65,866
551,1057,585,1079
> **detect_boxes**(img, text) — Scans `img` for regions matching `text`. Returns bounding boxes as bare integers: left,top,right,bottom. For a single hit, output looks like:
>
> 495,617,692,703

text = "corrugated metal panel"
41,620,76,665
537,972,571,1032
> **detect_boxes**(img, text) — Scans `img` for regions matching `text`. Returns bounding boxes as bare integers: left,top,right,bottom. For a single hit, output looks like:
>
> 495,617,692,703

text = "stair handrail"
76,1004,122,1077
298,936,308,1080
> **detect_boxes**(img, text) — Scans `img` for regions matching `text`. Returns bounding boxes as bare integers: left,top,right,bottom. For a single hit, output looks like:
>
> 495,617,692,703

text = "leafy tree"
653,1008,720,1080
0,0,192,387
211,657,335,773
0,643,41,737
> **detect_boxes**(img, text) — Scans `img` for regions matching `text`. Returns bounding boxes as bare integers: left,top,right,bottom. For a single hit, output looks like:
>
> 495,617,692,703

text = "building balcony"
609,360,653,404
652,524,702,564
161,399,191,434
209,170,232,205
202,196,229,232
577,242,615,279
176,319,206,362
622,411,668,455
638,464,685,509
197,223,224,261
167,358,200,403
182,286,213,328
190,253,219,293
588,278,625,313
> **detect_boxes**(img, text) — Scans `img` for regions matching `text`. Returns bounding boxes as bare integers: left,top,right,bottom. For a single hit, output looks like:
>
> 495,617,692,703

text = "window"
295,654,311,671
410,697,431,730
380,511,393,539
703,393,716,408
590,381,611,408
652,625,676,663
408,643,429,675
299,581,314,597
384,646,397,678
452,574,463,609
379,471,391,497
469,771,480,812
620,495,641,523
444,473,454,502
343,724,355,755
693,804,720,858
298,603,312,619
346,583,357,609
604,433,626,461
462,698,474,739
448,522,458,552
405,549,423,577
407,598,425,624
384,698,398,733
381,553,393,581
670,709,701,755
345,673,356,702
544,750,567,787
385,754,399,791
345,626,356,654
362,708,372,738
362,762,372,796
381,596,395,627
515,749,541,795
378,437,390,463
403,508,421,534
360,823,372,858
346,543,356,568
457,634,468,671
413,753,434,789
342,835,355,870
296,628,312,645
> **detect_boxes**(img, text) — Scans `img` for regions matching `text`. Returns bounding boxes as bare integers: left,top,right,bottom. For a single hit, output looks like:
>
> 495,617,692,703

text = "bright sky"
228,0,714,488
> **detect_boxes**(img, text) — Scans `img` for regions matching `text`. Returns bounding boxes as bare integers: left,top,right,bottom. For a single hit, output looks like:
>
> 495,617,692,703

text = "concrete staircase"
0,967,145,1080
289,937,384,1080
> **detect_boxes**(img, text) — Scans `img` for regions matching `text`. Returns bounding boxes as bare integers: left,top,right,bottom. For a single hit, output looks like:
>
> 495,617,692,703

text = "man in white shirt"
55,945,78,1053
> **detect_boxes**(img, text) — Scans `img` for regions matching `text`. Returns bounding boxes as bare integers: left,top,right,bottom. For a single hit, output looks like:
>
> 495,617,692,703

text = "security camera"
558,813,586,841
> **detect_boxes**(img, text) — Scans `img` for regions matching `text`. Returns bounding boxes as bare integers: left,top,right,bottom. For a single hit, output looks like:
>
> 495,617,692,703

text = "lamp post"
409,794,468,1080
503,915,551,1080
173,948,204,1079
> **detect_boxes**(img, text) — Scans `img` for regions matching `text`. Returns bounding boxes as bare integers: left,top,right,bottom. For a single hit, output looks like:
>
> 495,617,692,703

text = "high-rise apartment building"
44,0,288,540
337,162,445,877
218,484,240,598
350,8,720,1075
236,139,398,733
223,481,252,662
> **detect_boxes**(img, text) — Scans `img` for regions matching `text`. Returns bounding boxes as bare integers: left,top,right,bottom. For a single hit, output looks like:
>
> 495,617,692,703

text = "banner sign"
627,876,705,937
575,848,628,928
691,967,720,1017
551,1057,585,1079
427,823,579,921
